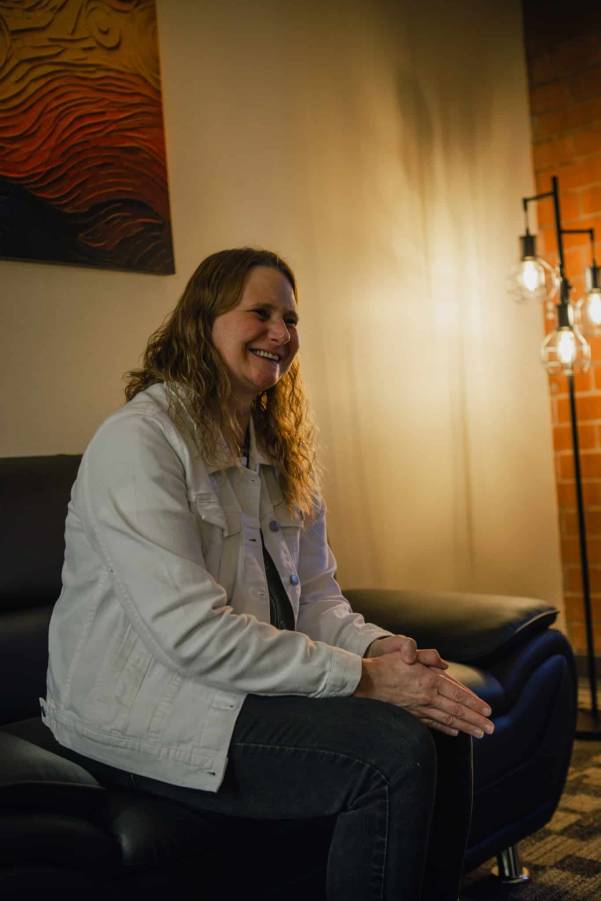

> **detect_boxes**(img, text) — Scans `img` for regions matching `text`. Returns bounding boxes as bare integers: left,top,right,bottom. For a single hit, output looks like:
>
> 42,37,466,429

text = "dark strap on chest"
260,532,295,631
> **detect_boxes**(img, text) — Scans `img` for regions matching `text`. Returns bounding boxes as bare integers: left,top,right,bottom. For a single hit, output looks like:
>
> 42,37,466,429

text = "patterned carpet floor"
461,740,601,900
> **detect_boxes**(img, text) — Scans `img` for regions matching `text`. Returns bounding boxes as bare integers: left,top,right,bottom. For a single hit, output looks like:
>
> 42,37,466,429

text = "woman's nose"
268,319,291,344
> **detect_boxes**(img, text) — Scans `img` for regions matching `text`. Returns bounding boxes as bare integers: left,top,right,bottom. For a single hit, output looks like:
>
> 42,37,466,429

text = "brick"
533,110,562,140
568,272,586,298
557,480,576,505
557,35,601,78
535,198,557,228
580,186,601,216
533,136,576,170
587,335,601,359
569,65,601,103
558,97,601,132
535,170,556,194
563,244,591,280
581,452,601,477
588,508,601,533
564,594,585,623
561,536,580,562
561,510,578,535
584,482,601,505
548,368,589,396
557,394,601,422
561,536,601,563
554,422,596,451
557,449,601,479
558,157,601,190
558,478,601,510
572,124,601,157
574,368,593,392
562,507,601,535
528,187,579,228
566,565,601,593
568,621,601,655
561,191,583,223
528,52,556,87
554,427,572,452
530,81,573,115
564,230,591,251
579,215,601,253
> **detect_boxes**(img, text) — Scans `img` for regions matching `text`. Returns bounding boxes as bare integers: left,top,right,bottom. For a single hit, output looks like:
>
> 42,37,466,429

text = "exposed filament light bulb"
521,258,543,293
575,265,601,336
557,330,577,367
508,232,559,304
541,289,591,375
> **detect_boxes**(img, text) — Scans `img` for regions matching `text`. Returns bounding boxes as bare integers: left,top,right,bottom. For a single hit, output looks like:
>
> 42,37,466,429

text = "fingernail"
483,706,491,716
474,729,484,738
485,723,495,734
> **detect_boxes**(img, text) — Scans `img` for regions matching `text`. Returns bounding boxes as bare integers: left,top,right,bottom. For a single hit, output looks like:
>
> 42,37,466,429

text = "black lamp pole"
522,175,600,737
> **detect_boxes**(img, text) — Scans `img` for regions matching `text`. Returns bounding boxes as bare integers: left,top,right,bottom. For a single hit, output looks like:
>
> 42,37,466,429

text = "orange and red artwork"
0,0,174,274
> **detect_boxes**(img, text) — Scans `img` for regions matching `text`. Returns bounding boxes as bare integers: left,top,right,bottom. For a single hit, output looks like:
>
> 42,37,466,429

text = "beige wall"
0,0,564,612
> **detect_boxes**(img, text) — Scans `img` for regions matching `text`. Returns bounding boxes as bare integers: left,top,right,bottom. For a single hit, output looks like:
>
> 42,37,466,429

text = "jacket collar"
143,382,273,474
207,416,272,474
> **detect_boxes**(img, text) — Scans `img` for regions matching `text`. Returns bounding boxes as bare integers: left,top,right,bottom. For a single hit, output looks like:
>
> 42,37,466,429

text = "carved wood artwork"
0,0,174,274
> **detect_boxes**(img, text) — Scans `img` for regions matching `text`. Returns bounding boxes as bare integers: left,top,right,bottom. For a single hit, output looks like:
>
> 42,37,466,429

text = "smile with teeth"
250,348,281,362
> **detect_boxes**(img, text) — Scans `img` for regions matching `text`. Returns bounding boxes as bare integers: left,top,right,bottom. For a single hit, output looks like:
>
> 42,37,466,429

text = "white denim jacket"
42,384,390,790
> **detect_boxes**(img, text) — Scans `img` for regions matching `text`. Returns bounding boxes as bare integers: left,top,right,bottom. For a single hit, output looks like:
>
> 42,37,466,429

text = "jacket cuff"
322,646,365,696
345,626,394,659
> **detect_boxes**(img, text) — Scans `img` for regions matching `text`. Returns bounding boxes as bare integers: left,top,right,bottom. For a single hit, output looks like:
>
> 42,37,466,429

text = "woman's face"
211,266,299,408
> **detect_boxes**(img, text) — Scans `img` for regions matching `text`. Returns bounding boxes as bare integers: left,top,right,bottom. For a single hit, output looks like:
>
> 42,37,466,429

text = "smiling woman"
43,247,493,901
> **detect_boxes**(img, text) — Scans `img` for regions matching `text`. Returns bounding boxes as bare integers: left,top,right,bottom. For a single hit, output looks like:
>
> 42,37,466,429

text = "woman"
43,247,493,900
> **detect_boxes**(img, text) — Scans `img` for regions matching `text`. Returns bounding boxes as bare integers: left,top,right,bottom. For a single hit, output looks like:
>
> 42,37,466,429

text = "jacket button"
269,520,280,531
290,574,299,586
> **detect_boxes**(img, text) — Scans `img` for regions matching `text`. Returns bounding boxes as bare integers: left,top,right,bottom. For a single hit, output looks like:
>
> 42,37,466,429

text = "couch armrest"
343,588,558,664
0,730,105,814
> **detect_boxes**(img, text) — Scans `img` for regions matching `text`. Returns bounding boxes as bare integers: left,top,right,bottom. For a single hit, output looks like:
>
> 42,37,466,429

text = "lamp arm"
560,227,597,270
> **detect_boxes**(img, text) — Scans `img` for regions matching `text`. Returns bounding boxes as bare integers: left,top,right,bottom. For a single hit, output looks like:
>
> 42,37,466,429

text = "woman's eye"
252,309,269,320
285,319,298,327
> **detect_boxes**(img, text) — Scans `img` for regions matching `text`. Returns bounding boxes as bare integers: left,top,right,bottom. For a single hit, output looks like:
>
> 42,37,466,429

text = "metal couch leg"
492,845,530,884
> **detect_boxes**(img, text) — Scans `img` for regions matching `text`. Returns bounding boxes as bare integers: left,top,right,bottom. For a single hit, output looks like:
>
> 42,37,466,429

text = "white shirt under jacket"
42,383,391,791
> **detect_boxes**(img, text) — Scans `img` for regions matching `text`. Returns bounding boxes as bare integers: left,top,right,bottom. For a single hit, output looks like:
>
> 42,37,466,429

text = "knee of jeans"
392,712,436,781
357,704,437,785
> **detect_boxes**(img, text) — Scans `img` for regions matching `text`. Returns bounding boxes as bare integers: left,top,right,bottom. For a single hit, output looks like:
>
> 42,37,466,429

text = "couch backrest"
0,455,81,723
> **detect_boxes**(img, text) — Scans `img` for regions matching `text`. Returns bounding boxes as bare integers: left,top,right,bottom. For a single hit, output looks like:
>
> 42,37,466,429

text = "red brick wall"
523,1,601,654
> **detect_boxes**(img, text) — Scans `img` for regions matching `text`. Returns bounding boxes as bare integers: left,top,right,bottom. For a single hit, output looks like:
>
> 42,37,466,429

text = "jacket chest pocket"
192,492,241,599
269,503,303,566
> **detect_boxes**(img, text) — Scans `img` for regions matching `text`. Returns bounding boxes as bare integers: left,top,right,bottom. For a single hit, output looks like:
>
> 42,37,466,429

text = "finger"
399,637,417,665
414,705,491,739
416,648,448,669
436,674,492,717
437,670,484,701
432,693,494,733
417,717,459,737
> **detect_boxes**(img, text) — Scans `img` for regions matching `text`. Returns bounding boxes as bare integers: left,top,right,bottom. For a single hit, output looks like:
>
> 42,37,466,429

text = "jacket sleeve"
76,411,362,698
295,503,392,655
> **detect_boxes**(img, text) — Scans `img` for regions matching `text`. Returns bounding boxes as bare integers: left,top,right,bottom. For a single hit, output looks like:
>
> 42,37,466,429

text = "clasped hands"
354,635,494,739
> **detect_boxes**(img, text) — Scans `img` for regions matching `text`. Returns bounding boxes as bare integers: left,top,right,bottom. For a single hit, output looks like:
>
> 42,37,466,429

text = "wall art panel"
0,0,174,274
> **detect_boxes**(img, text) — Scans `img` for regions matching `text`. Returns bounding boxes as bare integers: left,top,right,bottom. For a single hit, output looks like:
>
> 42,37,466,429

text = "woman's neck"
232,406,251,446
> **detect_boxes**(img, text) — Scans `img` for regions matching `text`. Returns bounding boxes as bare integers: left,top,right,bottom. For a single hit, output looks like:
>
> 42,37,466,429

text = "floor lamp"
510,175,600,739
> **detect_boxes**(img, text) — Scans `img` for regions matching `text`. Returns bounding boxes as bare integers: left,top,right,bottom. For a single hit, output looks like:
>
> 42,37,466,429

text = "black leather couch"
0,454,577,899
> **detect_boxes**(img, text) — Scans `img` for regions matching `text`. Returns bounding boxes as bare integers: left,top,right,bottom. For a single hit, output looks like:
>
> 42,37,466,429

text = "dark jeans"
73,695,472,900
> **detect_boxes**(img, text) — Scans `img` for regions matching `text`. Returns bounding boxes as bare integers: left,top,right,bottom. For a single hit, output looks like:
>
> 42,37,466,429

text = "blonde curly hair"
124,248,321,518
